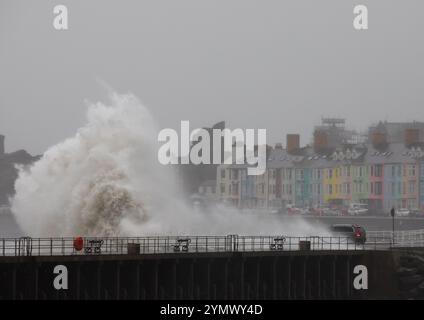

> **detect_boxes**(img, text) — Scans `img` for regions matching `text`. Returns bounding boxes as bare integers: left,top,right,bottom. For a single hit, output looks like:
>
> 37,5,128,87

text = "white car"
348,203,369,216
396,208,410,217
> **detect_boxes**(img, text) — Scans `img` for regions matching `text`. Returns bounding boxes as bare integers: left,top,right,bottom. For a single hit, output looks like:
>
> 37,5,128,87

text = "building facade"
217,123,424,213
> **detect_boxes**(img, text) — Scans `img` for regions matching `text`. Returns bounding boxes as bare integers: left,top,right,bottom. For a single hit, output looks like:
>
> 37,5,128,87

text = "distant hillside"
0,150,40,205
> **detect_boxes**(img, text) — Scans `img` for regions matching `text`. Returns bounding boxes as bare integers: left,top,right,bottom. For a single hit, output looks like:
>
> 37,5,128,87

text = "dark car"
330,224,366,244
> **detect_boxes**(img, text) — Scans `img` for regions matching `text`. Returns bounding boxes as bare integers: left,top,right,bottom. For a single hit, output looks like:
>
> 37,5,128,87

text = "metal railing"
0,234,403,257
368,229,424,247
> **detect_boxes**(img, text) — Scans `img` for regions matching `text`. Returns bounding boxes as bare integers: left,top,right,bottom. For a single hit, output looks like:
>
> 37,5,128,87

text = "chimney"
286,134,300,154
405,128,420,147
0,135,4,155
314,130,328,153
371,131,387,149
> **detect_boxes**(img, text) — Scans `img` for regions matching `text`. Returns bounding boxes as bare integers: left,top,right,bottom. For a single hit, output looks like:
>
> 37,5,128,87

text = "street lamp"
390,207,395,246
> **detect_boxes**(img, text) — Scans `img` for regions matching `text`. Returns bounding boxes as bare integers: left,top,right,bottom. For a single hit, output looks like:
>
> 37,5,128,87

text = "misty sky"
1,0,423,155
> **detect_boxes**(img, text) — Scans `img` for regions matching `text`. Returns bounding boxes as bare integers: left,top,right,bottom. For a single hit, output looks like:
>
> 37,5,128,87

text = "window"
295,169,301,180
409,181,415,194
297,184,302,195
409,165,416,177
220,184,225,194
221,169,226,179
375,165,382,177
375,182,382,195
332,226,354,233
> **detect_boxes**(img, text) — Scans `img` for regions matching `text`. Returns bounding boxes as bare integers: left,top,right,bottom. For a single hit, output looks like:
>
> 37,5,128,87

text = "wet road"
2,207,424,238
285,214,424,231
239,212,424,232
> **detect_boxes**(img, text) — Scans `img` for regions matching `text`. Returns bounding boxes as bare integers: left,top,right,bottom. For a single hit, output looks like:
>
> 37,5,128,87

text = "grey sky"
1,0,423,155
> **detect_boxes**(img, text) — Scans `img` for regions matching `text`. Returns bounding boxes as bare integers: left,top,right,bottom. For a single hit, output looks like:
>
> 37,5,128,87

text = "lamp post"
390,207,395,246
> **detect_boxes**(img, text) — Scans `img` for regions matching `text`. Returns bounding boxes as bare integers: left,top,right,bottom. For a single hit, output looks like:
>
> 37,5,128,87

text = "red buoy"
73,236,84,251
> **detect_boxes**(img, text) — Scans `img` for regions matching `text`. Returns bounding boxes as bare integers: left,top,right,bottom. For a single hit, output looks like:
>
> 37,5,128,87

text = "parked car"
330,224,367,244
299,207,312,215
409,209,423,217
319,207,331,215
348,203,369,216
396,208,410,217
311,207,322,216
321,207,340,216
286,204,302,215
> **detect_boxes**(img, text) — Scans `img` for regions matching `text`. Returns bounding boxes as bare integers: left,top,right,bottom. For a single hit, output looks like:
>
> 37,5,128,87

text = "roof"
218,142,423,171
363,142,420,164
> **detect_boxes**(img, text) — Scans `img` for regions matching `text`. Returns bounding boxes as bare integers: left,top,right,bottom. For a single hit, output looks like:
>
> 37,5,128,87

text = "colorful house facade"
217,143,424,213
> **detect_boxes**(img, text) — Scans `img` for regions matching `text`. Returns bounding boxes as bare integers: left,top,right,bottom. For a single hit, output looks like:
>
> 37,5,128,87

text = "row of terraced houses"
216,119,424,214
